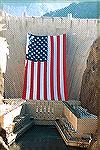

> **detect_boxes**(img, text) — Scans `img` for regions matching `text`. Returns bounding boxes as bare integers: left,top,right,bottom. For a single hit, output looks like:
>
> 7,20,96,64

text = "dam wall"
2,15,98,99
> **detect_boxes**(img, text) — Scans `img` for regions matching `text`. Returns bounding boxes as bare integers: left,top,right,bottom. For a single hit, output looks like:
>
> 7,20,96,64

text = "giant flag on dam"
22,33,68,101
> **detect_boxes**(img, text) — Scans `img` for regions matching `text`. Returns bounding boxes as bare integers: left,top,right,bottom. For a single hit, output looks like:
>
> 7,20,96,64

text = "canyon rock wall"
0,11,9,103
80,37,100,115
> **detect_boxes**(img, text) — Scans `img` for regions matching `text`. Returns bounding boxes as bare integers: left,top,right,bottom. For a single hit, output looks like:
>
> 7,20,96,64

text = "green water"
10,125,86,150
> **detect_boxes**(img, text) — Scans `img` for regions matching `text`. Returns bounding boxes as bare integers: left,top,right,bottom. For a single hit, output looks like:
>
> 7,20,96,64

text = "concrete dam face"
2,16,98,100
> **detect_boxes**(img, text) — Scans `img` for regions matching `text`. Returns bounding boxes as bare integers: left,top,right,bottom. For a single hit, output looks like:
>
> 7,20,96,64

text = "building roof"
63,101,97,119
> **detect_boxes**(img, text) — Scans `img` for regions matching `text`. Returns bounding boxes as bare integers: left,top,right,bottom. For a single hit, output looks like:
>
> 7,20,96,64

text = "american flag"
22,33,68,101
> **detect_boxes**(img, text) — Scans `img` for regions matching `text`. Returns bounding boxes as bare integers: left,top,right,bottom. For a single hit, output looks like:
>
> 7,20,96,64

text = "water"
10,125,86,150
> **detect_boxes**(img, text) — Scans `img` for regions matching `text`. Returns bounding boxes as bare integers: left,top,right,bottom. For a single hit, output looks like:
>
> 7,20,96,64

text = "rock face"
80,37,100,115
0,11,9,103
0,67,4,103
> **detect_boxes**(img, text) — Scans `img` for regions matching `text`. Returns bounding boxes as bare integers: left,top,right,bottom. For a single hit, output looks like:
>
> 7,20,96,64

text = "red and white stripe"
22,34,68,101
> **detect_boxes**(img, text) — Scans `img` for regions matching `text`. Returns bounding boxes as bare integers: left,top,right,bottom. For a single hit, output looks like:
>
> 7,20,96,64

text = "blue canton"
26,33,48,62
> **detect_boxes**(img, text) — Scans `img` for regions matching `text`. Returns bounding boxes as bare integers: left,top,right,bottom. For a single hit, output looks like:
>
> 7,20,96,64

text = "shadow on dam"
10,125,86,150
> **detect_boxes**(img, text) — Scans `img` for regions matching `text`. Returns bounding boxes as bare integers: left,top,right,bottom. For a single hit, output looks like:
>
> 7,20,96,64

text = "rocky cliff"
80,37,100,149
0,11,9,103
80,37,100,115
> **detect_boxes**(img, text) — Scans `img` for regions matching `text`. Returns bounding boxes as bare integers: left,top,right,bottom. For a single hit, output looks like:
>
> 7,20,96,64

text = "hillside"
43,2,100,19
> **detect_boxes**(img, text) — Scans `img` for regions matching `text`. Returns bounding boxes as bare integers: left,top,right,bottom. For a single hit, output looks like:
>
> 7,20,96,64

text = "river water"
10,125,86,150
